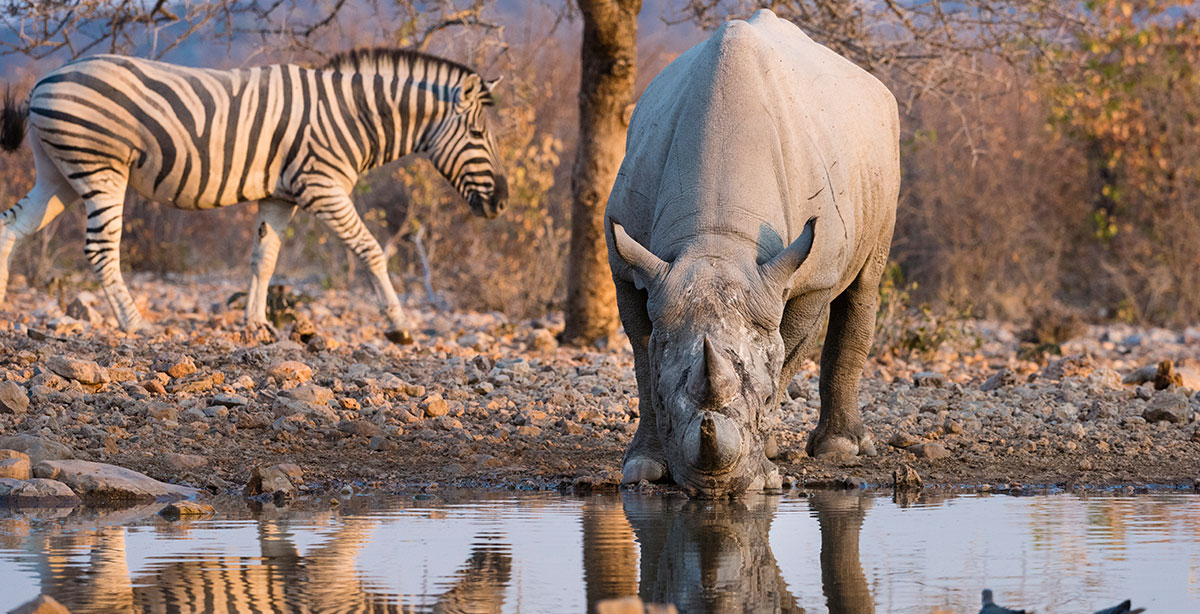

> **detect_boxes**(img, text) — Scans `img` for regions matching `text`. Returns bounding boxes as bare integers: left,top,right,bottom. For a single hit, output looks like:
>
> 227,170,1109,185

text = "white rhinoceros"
605,9,900,496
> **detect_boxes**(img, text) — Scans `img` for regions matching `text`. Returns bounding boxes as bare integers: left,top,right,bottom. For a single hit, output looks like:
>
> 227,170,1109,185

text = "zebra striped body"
0,49,506,341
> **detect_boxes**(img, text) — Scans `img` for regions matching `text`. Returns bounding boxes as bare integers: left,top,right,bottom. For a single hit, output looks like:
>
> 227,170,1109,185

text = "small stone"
159,501,216,520
1154,359,1184,390
908,442,950,460
516,425,542,437
7,594,72,614
281,383,334,405
269,360,312,385
339,398,361,410
244,465,296,498
0,381,30,414
888,431,921,448
893,463,922,491
237,412,270,429
46,355,109,385
0,457,32,480
211,393,249,407
1144,392,1189,424
786,379,806,400
456,332,493,351
525,328,559,353
66,296,103,325
1123,365,1158,386
435,416,463,430
339,419,383,438
912,371,945,388
305,334,332,352
163,453,207,472
943,419,964,435
980,368,1015,392
154,352,197,379
422,395,449,418
368,436,398,451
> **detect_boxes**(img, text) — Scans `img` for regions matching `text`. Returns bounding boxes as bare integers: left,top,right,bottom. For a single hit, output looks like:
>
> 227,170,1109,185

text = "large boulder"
0,478,80,507
33,460,198,502
0,435,75,465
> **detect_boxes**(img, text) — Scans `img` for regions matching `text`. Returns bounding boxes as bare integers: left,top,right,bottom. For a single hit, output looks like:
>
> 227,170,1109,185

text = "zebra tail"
0,87,28,152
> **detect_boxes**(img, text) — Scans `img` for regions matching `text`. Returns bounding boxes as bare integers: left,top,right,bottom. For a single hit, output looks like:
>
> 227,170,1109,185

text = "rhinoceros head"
610,219,816,496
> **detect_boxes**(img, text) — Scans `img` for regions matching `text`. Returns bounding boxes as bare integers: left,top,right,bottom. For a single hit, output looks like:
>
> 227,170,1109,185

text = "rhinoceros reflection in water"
582,492,875,614
16,505,514,614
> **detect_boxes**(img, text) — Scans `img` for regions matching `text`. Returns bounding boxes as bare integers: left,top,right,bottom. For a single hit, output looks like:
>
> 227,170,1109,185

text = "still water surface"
0,491,1196,613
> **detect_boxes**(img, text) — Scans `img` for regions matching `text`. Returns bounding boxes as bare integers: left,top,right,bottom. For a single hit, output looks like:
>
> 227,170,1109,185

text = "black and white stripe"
0,48,506,340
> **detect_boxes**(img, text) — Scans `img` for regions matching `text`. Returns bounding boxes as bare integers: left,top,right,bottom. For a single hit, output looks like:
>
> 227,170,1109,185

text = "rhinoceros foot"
621,456,666,484
806,425,878,460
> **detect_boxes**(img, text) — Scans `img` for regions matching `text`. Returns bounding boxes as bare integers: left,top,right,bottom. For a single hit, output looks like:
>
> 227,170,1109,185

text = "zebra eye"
469,129,485,139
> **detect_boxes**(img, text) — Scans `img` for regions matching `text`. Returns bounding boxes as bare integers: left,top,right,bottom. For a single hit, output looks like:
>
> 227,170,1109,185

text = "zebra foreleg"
304,192,413,344
82,193,149,334
246,199,297,330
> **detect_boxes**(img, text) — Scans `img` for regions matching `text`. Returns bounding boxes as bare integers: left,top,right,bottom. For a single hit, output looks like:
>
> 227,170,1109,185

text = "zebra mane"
324,47,478,80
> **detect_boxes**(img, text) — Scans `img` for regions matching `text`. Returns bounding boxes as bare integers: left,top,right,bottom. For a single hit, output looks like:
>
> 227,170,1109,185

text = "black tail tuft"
0,87,27,152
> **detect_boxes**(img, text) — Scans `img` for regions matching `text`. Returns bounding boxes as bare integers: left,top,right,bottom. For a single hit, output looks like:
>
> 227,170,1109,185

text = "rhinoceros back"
609,8,899,297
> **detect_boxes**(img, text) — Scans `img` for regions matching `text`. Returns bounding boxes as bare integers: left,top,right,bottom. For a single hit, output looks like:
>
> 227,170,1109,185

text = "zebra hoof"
385,329,414,345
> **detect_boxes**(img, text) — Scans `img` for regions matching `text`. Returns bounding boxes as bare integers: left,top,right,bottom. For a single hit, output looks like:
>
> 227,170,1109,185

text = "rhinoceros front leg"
806,244,887,459
615,277,667,483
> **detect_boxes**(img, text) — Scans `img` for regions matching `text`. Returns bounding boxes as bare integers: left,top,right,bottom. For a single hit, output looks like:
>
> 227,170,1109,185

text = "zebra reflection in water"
17,506,512,614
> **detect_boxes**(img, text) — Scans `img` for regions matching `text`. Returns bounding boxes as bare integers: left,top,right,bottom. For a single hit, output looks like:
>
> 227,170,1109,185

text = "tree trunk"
561,0,641,346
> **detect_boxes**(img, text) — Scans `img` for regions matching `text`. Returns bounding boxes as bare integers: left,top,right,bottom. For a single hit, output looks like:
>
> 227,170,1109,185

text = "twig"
410,223,446,311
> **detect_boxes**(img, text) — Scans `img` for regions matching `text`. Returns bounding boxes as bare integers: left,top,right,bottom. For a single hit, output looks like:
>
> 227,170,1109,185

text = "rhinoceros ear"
759,217,816,292
610,220,668,290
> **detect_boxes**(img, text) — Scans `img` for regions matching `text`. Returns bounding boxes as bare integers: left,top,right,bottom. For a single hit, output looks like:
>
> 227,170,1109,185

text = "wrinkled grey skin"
605,9,900,496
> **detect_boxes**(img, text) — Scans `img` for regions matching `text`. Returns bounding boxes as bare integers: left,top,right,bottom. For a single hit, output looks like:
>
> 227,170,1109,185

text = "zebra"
0,47,507,343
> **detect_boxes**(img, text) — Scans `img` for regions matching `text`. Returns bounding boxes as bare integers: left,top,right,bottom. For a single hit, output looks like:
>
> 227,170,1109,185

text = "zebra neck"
356,67,458,172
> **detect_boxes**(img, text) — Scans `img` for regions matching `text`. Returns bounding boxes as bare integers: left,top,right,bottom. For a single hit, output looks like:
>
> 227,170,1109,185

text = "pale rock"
0,381,29,414
46,355,108,385
33,459,199,502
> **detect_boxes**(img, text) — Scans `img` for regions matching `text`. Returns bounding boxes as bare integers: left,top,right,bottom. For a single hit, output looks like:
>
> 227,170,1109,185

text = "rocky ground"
0,273,1198,500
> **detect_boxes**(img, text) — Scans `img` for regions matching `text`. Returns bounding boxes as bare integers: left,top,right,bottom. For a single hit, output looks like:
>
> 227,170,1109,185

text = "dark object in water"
981,589,1027,614
981,588,1147,614
1093,600,1145,614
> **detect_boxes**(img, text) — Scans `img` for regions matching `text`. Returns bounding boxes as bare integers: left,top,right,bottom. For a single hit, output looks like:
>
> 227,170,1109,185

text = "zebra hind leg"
80,190,150,334
303,191,413,344
0,153,81,305
245,199,297,337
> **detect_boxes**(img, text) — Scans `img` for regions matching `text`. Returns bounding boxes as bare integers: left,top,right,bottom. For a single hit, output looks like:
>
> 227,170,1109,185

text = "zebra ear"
481,77,501,106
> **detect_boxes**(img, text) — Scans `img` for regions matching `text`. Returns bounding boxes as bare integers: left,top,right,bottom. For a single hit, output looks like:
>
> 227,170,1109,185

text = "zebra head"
424,74,508,219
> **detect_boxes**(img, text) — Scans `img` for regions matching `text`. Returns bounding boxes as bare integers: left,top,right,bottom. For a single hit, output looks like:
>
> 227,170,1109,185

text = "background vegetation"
1,0,1199,330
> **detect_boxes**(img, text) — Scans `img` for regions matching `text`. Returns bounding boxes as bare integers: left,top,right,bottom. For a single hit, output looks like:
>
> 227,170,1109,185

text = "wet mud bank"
0,275,1198,499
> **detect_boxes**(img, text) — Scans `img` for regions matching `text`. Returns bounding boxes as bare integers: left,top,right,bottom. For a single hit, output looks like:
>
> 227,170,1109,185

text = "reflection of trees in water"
14,505,513,614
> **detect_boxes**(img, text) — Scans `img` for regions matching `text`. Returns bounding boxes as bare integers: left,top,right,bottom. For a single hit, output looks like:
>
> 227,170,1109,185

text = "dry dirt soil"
1,275,1198,497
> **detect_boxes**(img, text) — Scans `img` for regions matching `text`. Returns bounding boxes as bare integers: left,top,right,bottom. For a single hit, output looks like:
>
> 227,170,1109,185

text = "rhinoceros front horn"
686,336,739,407
685,413,741,473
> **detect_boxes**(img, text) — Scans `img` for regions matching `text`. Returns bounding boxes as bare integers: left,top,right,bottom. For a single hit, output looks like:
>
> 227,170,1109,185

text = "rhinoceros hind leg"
806,240,889,459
